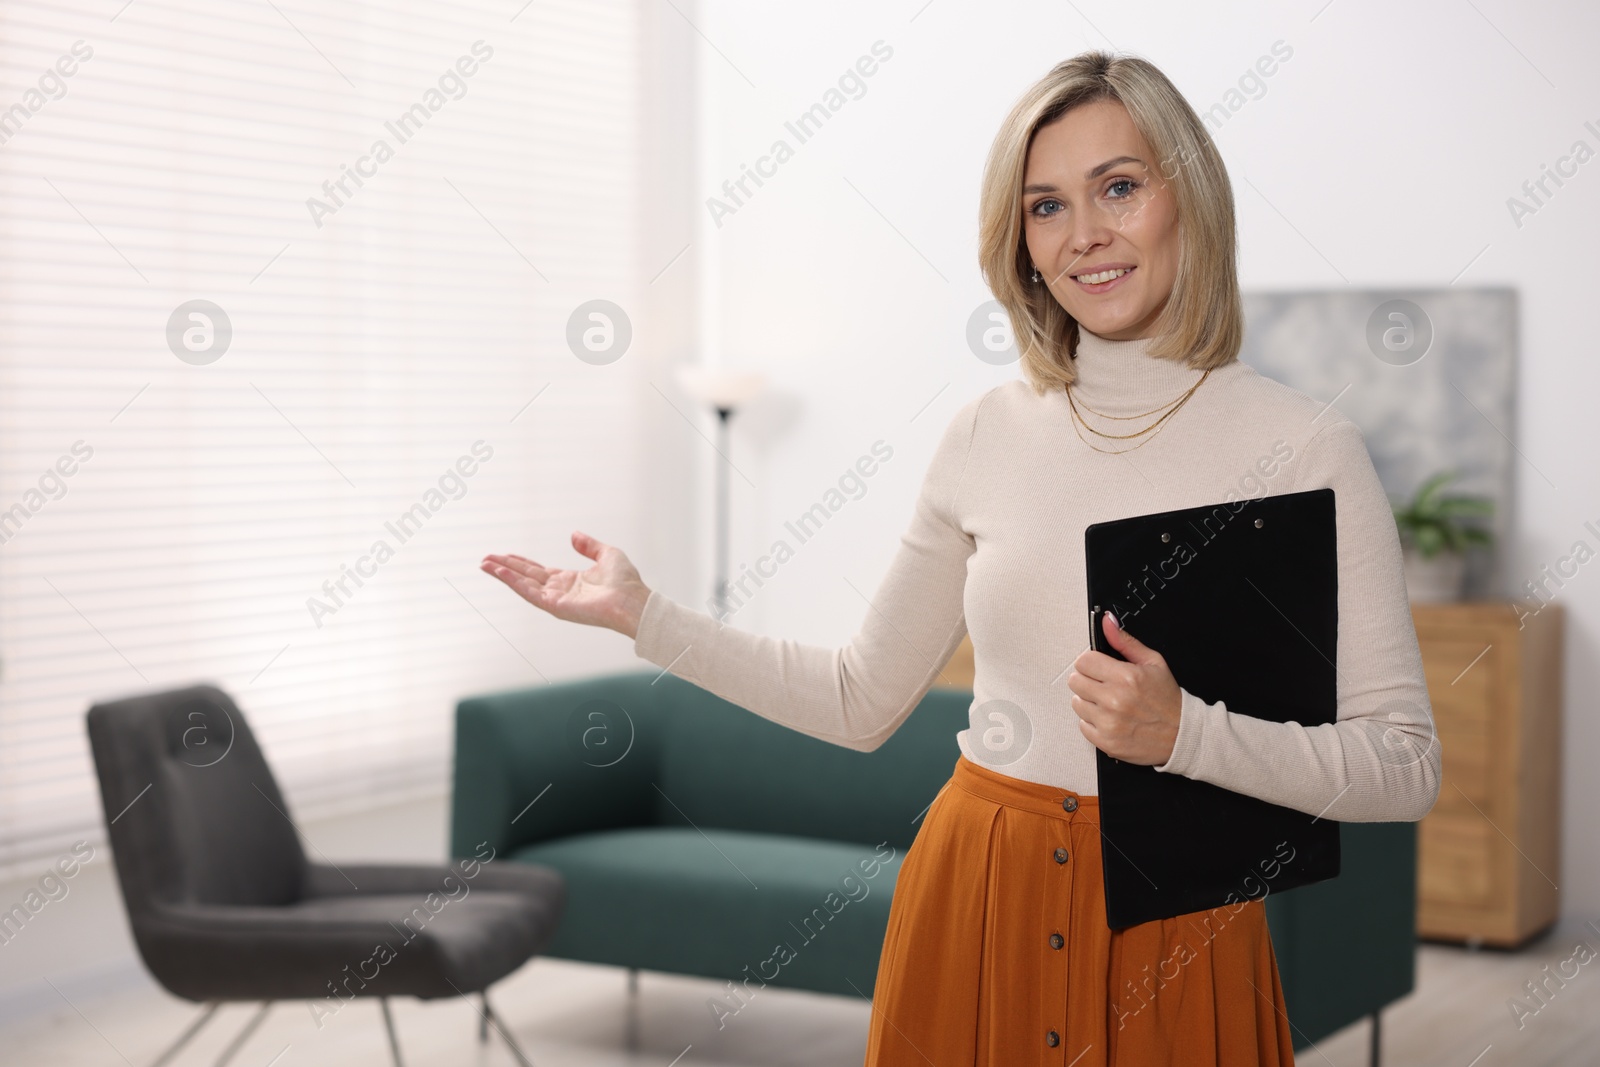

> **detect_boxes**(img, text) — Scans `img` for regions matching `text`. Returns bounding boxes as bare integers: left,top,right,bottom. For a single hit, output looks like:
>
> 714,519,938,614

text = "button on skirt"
863,754,1297,1066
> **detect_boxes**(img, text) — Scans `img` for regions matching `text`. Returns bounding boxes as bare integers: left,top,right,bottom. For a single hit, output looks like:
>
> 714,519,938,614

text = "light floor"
6,920,1600,1067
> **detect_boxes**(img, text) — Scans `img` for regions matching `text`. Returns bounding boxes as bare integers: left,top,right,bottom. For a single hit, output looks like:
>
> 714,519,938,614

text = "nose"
1063,216,1116,276
1061,193,1145,278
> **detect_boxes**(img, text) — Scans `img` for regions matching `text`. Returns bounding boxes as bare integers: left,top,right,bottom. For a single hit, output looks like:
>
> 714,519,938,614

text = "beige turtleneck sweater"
632,327,1442,823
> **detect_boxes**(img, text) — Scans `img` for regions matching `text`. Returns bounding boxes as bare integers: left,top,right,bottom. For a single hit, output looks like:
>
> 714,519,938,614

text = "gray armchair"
86,683,565,1067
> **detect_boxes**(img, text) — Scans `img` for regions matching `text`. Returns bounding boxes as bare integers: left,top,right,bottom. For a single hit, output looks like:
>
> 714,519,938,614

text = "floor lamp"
674,367,766,617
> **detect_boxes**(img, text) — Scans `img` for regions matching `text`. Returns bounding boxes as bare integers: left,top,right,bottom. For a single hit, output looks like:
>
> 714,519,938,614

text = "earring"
1030,268,1042,283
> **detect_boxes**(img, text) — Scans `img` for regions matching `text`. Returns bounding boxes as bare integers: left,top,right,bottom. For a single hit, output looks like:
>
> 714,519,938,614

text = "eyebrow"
1022,155,1144,194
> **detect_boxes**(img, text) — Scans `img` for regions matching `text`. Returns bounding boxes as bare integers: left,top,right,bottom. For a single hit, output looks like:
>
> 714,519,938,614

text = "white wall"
683,0,1600,917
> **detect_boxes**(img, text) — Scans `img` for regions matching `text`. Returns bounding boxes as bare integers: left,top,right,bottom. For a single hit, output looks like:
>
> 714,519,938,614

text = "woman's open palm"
481,531,651,638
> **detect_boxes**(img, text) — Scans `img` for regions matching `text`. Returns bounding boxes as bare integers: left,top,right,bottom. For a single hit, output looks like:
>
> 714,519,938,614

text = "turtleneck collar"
1065,325,1210,417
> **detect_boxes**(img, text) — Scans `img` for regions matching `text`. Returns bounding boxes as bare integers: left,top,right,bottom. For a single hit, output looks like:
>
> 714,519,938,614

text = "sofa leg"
479,993,489,1044
626,967,640,1052
1369,1010,1381,1067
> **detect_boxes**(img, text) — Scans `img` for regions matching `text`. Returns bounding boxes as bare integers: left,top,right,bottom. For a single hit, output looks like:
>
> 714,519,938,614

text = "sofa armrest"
1264,820,1417,1047
451,671,665,862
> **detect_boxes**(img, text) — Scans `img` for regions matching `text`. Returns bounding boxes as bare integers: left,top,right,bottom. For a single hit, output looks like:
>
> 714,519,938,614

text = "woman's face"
1021,98,1179,341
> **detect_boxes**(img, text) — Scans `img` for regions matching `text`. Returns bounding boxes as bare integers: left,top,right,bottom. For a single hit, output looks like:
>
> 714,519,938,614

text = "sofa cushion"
512,827,904,997
651,675,970,853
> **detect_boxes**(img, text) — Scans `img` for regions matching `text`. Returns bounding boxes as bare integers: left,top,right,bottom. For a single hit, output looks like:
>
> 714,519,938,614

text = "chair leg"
148,1002,220,1067
1369,1009,1381,1067
213,1002,272,1067
380,997,405,1067
482,991,534,1067
479,992,489,1044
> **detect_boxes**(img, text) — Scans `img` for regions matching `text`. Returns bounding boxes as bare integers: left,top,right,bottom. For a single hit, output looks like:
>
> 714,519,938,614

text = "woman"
483,50,1441,1067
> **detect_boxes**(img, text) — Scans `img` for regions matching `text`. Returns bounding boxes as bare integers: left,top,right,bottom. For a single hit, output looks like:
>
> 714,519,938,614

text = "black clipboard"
1084,486,1341,930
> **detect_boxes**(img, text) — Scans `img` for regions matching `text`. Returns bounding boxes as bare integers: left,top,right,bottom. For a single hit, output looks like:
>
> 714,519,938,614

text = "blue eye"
1108,178,1139,199
1030,198,1062,218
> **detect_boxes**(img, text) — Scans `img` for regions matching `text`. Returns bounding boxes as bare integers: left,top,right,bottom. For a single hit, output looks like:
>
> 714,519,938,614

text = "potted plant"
1390,469,1494,602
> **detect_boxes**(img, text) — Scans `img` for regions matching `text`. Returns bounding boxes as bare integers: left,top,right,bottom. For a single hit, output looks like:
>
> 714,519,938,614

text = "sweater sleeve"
629,395,982,751
1151,416,1443,822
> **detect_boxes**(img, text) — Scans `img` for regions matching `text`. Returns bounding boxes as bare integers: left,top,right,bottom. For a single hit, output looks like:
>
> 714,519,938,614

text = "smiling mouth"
1071,266,1135,285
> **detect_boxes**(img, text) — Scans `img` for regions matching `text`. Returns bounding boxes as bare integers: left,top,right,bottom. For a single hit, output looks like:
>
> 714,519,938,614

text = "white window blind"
0,0,651,875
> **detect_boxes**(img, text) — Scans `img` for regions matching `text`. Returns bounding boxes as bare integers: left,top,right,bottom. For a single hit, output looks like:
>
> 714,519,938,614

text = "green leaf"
1395,470,1496,552
1412,470,1456,511
1434,496,1495,518
1413,525,1445,557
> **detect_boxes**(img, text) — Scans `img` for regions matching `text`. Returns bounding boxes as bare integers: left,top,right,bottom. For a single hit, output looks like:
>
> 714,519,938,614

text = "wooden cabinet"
1412,602,1563,947
938,635,976,690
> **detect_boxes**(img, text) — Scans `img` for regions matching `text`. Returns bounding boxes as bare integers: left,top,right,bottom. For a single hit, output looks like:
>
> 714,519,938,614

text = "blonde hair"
978,51,1243,395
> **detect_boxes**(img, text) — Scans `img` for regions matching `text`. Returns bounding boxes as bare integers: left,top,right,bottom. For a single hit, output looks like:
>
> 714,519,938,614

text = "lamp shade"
674,365,766,410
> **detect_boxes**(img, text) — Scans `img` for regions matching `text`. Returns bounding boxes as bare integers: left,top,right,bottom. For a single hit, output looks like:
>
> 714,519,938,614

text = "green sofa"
451,669,1415,1057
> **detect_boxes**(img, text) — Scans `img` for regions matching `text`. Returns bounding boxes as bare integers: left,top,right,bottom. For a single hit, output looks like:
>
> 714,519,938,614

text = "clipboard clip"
1089,603,1131,662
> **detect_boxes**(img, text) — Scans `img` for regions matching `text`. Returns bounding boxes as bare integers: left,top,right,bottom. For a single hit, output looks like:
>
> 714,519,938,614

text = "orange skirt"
863,754,1297,1067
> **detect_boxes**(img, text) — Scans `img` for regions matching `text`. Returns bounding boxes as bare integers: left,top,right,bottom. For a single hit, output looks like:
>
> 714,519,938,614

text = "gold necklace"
1065,368,1211,455
1066,369,1210,432
1068,379,1196,420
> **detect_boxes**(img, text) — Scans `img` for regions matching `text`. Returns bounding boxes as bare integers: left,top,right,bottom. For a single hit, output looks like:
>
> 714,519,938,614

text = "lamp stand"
713,406,732,617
